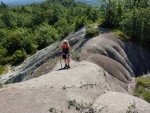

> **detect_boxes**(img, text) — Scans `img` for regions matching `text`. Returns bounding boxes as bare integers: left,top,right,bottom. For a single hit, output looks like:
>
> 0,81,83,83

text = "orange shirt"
61,45,70,54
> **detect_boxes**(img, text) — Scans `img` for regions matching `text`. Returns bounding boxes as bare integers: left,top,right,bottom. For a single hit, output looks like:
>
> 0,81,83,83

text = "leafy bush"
126,101,137,113
0,0,101,66
12,49,27,65
136,77,150,88
85,28,99,37
70,49,80,61
111,29,129,41
0,82,3,88
0,65,4,75
0,65,7,75
143,91,150,103
134,77,150,103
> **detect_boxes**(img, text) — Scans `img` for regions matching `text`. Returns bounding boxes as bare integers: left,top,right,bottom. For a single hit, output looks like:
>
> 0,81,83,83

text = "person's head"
63,40,70,46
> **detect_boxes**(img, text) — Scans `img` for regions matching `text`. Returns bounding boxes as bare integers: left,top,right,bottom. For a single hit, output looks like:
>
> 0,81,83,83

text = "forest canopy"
0,0,150,67
0,0,100,65
98,0,150,50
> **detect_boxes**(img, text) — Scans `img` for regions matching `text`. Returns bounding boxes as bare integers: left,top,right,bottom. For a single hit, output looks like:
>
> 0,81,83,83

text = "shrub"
136,77,150,88
134,77,150,103
143,91,150,103
85,28,99,37
0,65,7,75
12,49,27,65
0,82,3,88
111,29,129,41
70,49,80,61
126,101,137,113
49,107,55,112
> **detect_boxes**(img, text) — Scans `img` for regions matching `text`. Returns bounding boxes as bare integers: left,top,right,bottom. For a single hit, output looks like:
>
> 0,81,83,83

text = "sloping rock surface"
93,91,150,113
0,61,150,113
1,27,150,85
0,28,87,84
80,33,150,82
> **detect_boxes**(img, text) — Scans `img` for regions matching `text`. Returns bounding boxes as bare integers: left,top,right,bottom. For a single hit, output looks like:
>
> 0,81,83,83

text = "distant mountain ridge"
1,0,45,6
2,0,100,6
75,0,100,6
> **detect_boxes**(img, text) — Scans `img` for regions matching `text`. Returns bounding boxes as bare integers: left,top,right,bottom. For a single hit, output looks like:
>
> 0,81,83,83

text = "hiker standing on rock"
60,40,71,68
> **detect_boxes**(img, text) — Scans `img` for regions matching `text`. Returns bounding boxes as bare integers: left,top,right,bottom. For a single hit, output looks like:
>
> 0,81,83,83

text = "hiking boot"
67,65,70,68
64,64,67,68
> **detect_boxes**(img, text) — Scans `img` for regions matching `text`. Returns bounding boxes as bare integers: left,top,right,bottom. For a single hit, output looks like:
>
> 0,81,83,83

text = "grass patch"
32,57,59,78
85,28,100,37
0,65,7,76
0,82,3,88
67,99,95,112
97,18,104,26
134,77,150,103
70,49,80,61
49,107,63,113
126,101,137,113
143,91,150,103
88,23,97,28
111,29,129,41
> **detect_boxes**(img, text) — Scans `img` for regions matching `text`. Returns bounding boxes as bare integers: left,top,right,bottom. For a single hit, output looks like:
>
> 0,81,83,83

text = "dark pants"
62,54,68,59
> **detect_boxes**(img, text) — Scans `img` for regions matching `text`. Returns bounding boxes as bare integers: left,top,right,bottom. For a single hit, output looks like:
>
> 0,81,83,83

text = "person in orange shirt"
60,40,71,68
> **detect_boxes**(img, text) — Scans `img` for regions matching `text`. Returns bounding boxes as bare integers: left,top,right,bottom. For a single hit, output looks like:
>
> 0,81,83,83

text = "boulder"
0,61,128,113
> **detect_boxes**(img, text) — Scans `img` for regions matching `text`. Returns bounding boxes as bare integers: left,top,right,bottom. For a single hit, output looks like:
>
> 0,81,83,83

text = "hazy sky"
1,0,44,6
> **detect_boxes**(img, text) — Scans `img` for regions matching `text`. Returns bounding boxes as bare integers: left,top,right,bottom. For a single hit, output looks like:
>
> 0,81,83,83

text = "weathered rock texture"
0,27,150,113
0,61,150,113
80,33,150,81
1,28,150,85
0,28,87,84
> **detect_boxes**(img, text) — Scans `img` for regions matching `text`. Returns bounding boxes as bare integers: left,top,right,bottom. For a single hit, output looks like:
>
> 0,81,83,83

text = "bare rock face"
93,91,150,113
0,28,150,113
1,28,150,86
0,61,150,113
0,28,87,84
80,33,150,81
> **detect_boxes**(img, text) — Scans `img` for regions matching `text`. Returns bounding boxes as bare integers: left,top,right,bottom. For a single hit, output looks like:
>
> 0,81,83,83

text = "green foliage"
67,100,95,112
126,101,137,113
70,49,80,61
111,29,129,41
49,107,55,112
0,0,101,66
98,0,150,51
136,77,150,88
62,85,66,90
0,82,3,88
68,100,76,108
143,91,150,103
134,77,150,103
0,65,7,75
99,0,124,28
0,1,8,9
12,49,27,65
85,28,100,37
49,106,63,113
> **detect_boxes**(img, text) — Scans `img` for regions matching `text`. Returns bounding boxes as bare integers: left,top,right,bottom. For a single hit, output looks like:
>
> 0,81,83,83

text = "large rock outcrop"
1,27,150,85
0,28,87,84
80,33,150,82
0,61,150,113
0,27,150,113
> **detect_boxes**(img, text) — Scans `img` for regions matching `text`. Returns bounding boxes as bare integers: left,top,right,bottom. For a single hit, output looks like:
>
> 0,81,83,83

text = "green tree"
0,1,8,9
54,18,69,36
34,23,58,50
0,0,102,66
12,49,27,65
0,47,8,65
1,10,14,28
99,0,121,27
2,32,22,55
